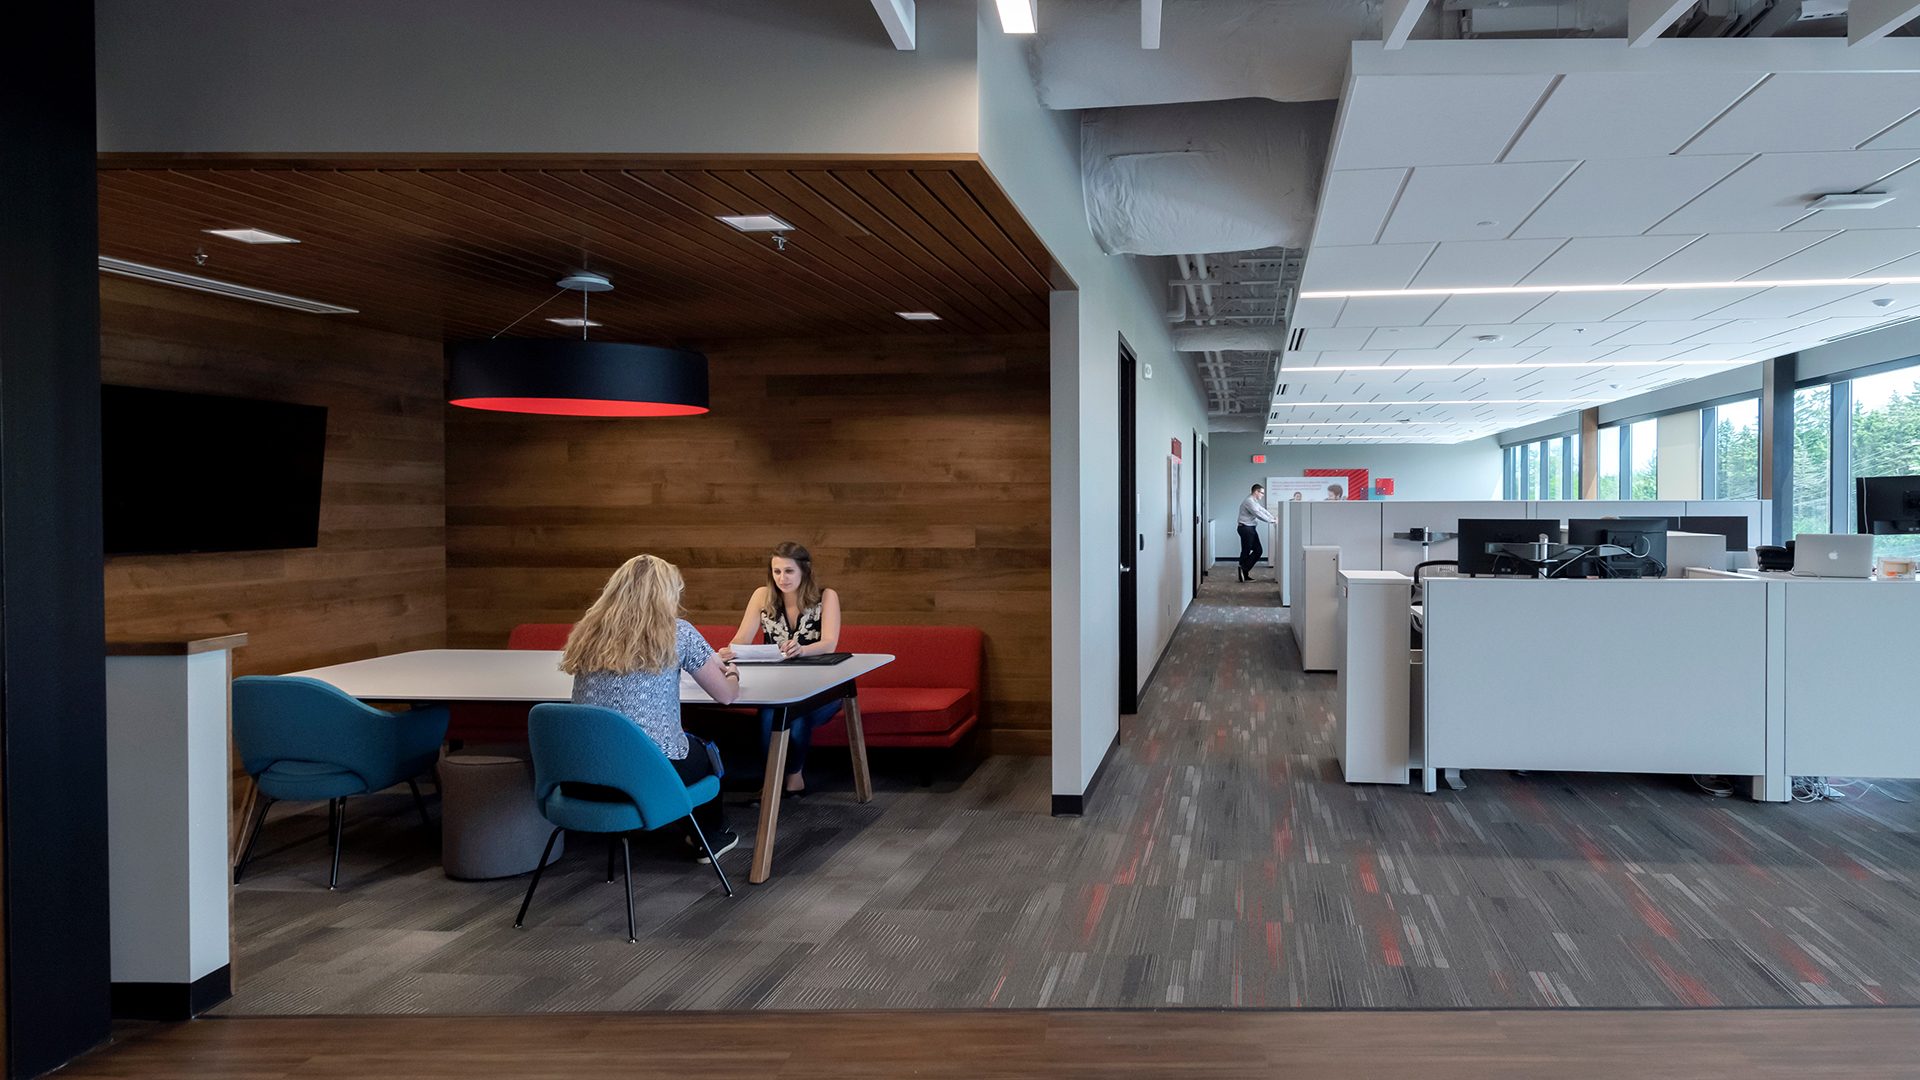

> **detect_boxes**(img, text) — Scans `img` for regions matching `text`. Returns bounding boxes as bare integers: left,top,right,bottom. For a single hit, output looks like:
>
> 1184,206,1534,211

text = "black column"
0,4,112,1077
1764,354,1795,545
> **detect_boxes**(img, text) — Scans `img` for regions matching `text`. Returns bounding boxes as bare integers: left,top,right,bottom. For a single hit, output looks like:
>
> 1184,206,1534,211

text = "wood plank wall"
445,334,1050,753
99,278,448,677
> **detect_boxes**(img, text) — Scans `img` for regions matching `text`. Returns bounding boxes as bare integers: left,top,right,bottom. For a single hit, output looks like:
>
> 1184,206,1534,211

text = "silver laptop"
1793,533,1874,578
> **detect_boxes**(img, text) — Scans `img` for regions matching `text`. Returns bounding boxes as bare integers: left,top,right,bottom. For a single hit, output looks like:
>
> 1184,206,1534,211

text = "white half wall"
95,0,981,154
978,4,1209,800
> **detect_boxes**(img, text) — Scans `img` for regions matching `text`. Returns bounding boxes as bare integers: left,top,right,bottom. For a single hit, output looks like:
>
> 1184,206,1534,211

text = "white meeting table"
287,648,895,884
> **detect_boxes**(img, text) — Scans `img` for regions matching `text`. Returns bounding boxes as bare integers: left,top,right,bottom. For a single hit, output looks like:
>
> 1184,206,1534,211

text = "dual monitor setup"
1453,517,1720,579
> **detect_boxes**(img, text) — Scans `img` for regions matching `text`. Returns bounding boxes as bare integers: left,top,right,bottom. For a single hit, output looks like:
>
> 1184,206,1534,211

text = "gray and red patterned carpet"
220,573,1920,1013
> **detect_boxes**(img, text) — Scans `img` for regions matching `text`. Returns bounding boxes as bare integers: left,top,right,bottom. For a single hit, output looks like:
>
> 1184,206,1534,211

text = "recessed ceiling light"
545,317,603,328
1807,192,1896,211
202,227,299,245
1475,219,1498,227
995,0,1037,33
1872,297,1897,307
716,214,794,232
1299,273,1920,301
1472,333,1504,342
896,311,942,321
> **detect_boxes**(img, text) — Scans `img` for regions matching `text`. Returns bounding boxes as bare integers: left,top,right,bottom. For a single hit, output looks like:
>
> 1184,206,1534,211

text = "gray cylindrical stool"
440,752,563,880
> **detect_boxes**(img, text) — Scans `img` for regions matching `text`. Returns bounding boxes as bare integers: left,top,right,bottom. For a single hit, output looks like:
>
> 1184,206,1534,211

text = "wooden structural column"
1578,407,1600,500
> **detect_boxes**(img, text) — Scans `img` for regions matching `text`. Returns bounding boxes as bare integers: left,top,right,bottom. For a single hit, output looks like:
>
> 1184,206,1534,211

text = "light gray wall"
96,0,981,153
977,6,1209,797
1206,432,1503,557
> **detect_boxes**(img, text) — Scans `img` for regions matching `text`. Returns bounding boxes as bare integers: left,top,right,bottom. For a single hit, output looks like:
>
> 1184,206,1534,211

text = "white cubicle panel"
1294,546,1341,671
1781,580,1920,779
1424,578,1769,776
1336,570,1412,782
1552,500,1688,523
1381,501,1534,577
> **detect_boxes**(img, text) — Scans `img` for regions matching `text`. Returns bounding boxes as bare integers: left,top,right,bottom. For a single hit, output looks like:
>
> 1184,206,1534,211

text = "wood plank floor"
63,1008,1920,1078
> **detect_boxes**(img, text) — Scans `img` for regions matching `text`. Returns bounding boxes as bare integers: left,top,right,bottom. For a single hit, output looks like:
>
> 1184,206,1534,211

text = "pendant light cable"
489,287,569,339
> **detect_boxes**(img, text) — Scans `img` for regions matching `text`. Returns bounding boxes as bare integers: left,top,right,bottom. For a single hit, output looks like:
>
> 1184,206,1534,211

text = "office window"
1597,425,1620,499
1523,442,1539,501
1792,384,1832,538
1567,435,1581,498
1543,438,1563,499
1628,418,1658,499
1849,364,1920,559
1708,398,1760,500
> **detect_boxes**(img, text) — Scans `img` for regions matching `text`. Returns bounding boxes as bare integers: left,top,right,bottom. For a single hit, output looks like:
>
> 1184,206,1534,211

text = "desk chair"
232,675,448,889
516,703,733,943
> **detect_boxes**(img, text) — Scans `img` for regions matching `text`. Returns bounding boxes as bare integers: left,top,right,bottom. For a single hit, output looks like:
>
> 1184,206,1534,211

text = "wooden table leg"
750,722,790,885
844,692,873,804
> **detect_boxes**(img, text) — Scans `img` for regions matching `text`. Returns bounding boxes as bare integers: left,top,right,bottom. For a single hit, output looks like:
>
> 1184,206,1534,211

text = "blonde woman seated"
562,553,742,860
719,541,842,798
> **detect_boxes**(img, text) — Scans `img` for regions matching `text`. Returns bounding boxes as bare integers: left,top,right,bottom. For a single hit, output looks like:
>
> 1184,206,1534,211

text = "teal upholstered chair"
232,675,448,890
515,703,733,943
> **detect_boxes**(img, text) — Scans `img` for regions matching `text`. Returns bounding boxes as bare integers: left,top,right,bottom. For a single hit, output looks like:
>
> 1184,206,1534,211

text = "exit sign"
1251,454,1266,464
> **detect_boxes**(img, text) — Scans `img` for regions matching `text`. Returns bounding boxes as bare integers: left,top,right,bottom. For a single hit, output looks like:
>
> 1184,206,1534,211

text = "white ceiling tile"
1864,110,1920,150
1683,74,1920,155
1505,71,1764,161
1335,295,1446,327
1365,325,1457,350
1789,283,1920,319
1519,235,1700,286
1408,239,1565,288
1288,297,1346,328
1795,314,1920,342
1513,156,1748,240
1313,168,1409,246
1332,74,1557,169
1298,327,1378,351
1521,290,1658,322
1378,162,1575,244
1601,343,1697,362
1700,284,1874,320
1313,351,1392,364
1427,292,1553,324
1649,150,1920,234
1529,344,1625,362
1612,288,1766,321
1386,348,1470,365
1299,243,1435,292
1603,320,1728,345
1743,229,1920,279
1443,325,1543,348
1631,231,1837,282
1517,323,1631,348
1678,318,1816,344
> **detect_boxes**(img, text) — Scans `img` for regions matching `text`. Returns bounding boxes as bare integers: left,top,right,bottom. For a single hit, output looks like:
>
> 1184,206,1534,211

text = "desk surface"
287,649,894,705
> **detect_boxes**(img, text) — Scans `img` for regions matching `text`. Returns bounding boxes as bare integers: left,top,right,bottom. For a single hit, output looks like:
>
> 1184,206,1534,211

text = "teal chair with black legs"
232,675,448,890
515,703,733,943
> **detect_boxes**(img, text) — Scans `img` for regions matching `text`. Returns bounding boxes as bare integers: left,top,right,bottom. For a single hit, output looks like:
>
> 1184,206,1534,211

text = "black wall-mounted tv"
102,385,328,555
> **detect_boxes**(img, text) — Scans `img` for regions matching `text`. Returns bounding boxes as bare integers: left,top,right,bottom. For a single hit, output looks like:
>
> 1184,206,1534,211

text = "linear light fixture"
1270,398,1602,407
1286,359,1748,374
896,311,942,321
545,317,603,328
98,256,358,314
995,0,1037,33
1266,420,1480,427
1299,274,1920,301
716,214,793,232
1264,435,1476,443
202,227,300,244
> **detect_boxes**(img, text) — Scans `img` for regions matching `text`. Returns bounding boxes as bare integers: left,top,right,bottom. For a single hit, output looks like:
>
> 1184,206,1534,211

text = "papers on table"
727,643,786,663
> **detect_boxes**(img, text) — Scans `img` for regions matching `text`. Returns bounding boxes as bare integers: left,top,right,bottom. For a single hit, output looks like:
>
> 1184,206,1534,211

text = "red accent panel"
506,623,573,650
1375,477,1395,496
449,397,708,417
1303,467,1369,502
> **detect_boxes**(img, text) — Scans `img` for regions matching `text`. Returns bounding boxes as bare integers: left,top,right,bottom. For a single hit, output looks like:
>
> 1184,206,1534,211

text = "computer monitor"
1456,518,1564,576
1567,518,1669,578
1855,475,1920,535
1678,515,1749,552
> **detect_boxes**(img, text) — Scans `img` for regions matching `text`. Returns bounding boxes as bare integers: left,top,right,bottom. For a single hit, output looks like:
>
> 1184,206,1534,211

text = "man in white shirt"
1236,483,1277,582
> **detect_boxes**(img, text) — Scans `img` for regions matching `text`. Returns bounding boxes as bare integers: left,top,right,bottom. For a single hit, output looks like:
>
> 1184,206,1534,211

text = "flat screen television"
102,384,328,555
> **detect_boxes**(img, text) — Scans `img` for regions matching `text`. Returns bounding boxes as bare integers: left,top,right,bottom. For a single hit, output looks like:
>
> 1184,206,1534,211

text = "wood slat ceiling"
96,157,1057,342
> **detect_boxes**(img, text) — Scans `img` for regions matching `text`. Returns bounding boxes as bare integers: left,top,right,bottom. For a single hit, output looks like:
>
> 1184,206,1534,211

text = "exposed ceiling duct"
1082,98,1334,256
1030,0,1389,108
1171,326,1293,352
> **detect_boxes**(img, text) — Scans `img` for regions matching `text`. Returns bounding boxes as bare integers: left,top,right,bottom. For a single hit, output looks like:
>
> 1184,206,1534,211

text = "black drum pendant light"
448,272,709,417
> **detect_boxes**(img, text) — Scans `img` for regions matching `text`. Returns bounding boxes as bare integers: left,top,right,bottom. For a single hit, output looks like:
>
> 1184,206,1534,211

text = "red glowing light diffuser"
1251,454,1266,464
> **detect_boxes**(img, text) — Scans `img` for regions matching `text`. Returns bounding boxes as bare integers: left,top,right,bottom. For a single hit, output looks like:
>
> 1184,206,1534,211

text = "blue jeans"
759,699,844,777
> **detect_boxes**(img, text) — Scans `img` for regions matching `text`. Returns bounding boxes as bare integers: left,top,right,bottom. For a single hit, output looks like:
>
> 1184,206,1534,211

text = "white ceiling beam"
1381,0,1427,49
1142,0,1162,49
869,0,915,50
1626,0,1692,46
1849,0,1920,44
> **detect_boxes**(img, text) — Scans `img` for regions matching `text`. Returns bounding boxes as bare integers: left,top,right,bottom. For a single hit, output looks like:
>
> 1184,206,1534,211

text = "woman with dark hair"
721,541,843,796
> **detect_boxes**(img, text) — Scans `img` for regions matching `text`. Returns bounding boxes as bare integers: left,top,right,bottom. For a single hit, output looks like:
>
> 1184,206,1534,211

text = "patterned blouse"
760,596,824,650
570,619,713,760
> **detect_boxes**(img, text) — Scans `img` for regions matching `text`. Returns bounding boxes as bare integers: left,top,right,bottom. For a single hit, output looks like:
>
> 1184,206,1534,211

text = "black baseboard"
111,965,231,1021
1051,732,1120,817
